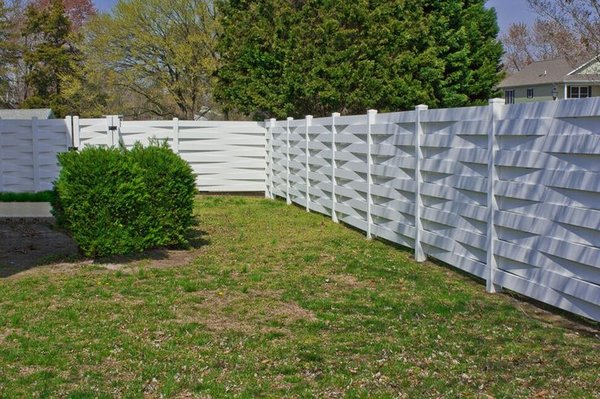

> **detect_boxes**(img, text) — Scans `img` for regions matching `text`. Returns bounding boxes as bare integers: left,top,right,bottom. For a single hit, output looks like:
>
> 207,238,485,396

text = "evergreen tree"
216,0,504,119
22,0,77,116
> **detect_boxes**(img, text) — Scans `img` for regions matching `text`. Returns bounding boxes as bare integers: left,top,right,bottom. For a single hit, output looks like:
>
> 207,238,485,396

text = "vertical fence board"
286,118,293,205
331,113,339,223
305,115,313,212
414,105,428,262
367,110,377,239
31,117,40,192
172,118,179,153
487,99,503,293
0,120,3,191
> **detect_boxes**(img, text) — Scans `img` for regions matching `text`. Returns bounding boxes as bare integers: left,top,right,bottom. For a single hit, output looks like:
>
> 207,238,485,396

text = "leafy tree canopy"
81,0,219,119
500,0,600,73
216,0,504,119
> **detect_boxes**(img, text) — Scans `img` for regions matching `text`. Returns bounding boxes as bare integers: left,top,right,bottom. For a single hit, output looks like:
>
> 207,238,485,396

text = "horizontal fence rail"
266,98,600,322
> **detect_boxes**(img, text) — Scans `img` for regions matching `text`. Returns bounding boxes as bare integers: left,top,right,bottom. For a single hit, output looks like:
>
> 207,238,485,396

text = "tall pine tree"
216,0,504,119
22,0,77,116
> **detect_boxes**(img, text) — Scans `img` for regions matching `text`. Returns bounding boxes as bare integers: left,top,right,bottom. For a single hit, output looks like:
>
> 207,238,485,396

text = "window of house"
527,88,534,98
505,90,515,104
568,85,592,98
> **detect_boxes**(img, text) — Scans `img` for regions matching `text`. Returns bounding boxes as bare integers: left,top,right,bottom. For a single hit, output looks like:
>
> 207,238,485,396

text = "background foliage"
0,0,511,119
80,0,219,119
502,0,600,72
215,0,504,119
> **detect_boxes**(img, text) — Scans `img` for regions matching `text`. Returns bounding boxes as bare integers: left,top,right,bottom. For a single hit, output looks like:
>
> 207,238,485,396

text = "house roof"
498,57,600,88
498,59,573,88
0,108,55,119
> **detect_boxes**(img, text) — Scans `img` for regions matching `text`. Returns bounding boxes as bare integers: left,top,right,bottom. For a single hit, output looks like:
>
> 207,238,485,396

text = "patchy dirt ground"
0,219,79,277
176,289,318,334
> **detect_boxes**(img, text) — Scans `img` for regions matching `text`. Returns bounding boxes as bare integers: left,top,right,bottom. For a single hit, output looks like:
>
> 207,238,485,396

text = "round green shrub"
52,142,196,257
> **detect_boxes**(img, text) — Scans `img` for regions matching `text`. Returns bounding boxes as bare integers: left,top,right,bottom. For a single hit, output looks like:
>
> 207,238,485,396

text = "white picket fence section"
266,98,600,322
0,118,71,192
0,117,267,193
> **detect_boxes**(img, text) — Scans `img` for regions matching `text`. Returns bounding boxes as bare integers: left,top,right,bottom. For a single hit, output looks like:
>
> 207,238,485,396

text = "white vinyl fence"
0,118,71,192
1,98,599,322
0,117,267,193
265,98,600,322
71,117,267,192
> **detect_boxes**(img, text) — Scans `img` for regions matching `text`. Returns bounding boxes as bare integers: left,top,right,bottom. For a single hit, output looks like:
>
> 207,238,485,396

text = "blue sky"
487,0,537,32
93,0,114,13
92,0,536,33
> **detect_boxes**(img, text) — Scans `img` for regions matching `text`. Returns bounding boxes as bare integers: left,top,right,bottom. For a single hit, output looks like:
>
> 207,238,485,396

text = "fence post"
331,112,340,223
268,118,276,199
115,116,122,147
106,116,112,147
65,116,73,149
367,109,377,239
486,98,503,293
106,115,121,147
286,117,293,205
305,115,313,212
264,119,270,198
73,116,80,149
414,105,428,262
172,118,179,153
32,117,40,192
0,120,4,191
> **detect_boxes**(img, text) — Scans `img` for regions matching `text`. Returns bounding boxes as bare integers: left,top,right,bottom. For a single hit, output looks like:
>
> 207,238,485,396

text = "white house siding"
503,83,600,103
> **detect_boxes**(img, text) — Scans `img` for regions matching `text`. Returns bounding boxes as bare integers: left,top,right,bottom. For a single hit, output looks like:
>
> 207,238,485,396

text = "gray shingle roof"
499,58,600,89
498,59,574,88
0,108,55,119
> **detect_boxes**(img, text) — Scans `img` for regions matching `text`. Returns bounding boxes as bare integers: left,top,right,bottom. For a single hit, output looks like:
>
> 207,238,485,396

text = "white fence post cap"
367,109,377,124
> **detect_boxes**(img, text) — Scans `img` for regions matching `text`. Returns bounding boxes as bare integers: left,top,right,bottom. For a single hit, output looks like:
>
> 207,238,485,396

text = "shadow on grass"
0,218,210,278
90,226,210,266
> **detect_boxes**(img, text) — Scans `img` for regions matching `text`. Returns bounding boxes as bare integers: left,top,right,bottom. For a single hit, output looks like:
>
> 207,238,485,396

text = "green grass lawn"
0,196,598,398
